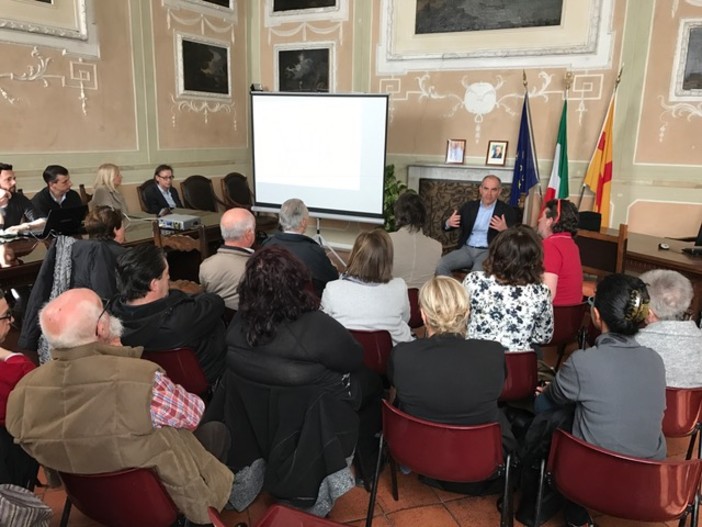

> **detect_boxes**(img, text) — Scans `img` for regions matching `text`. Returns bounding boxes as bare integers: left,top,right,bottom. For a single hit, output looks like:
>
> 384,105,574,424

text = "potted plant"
383,164,407,231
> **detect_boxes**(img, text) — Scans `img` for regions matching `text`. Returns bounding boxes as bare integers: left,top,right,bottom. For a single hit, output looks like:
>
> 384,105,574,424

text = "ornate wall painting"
276,45,332,92
176,33,231,99
264,0,348,27
415,0,563,35
162,0,237,20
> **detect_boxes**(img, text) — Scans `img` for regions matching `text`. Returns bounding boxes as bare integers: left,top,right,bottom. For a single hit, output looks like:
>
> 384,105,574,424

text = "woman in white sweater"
321,228,413,345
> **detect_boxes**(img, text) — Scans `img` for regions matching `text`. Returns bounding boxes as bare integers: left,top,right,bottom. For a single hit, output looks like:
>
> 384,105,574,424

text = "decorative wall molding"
381,71,604,142
169,94,236,126
657,95,702,142
164,6,237,40
163,0,238,24
0,46,98,116
267,21,344,46
376,0,615,74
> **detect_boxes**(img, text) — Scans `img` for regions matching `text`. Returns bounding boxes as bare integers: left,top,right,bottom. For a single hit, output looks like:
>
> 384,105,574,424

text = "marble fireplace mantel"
407,164,514,191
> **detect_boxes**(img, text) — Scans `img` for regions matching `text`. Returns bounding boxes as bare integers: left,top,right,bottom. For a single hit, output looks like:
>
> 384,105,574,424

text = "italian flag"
544,100,568,203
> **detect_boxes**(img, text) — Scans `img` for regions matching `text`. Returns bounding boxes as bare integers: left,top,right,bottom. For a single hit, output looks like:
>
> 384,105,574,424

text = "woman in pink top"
537,199,583,306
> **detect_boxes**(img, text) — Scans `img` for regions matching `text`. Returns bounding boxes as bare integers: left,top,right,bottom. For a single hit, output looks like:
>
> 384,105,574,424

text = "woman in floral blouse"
463,225,553,351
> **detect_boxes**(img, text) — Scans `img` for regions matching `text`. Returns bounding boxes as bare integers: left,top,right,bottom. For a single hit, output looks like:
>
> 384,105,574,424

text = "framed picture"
671,19,702,99
264,0,348,26
273,0,335,11
162,0,237,20
0,0,87,40
176,33,231,99
276,45,332,92
486,140,508,166
445,139,466,164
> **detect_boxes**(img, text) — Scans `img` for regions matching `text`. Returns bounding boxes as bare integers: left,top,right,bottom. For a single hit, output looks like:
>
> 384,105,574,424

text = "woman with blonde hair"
321,228,412,345
90,163,129,213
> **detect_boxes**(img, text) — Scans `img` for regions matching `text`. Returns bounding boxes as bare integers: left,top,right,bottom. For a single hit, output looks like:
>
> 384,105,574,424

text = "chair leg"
533,458,547,527
365,433,385,527
686,429,699,460
500,454,514,527
389,456,399,501
554,345,565,371
59,497,72,527
692,490,699,527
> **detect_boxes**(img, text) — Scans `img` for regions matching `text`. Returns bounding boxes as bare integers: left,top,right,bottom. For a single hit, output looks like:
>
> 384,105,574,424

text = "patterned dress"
463,271,554,351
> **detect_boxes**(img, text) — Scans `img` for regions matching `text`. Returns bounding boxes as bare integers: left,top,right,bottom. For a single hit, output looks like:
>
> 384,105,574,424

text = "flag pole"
521,71,542,225
577,66,624,210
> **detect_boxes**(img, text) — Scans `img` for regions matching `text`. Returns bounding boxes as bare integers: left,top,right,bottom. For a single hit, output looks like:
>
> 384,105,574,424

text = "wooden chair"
137,179,156,213
221,172,277,231
152,221,208,282
662,387,702,460
181,175,227,212
78,183,92,206
59,467,226,527
575,223,628,297
366,401,513,527
534,429,702,526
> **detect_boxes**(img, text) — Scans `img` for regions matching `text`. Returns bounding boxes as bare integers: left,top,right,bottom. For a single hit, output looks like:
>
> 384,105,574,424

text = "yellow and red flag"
583,94,615,227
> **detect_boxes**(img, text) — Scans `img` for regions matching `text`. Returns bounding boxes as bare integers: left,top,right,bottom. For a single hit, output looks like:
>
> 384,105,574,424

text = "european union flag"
509,93,540,207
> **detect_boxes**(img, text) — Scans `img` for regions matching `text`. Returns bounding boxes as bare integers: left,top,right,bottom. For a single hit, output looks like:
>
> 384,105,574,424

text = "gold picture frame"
486,140,508,166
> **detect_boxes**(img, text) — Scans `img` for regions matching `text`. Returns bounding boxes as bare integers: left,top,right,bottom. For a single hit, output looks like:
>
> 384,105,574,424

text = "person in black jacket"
263,198,338,297
30,165,83,218
110,244,226,385
0,162,44,232
436,175,516,275
143,164,183,214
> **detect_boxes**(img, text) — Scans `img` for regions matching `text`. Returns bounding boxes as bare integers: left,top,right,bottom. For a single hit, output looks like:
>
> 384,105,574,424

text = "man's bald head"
39,289,121,350
220,208,255,248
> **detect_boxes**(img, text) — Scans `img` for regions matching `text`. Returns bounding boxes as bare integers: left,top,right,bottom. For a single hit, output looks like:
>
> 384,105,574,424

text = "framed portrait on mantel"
176,33,231,99
445,139,466,164
276,46,331,92
486,140,508,166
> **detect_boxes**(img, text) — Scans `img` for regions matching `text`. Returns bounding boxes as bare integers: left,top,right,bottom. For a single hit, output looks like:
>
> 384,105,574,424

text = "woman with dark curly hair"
224,246,371,516
536,199,583,305
463,225,553,351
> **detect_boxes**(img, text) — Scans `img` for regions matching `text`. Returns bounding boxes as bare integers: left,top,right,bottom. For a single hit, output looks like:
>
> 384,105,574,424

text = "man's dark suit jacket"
30,188,83,218
447,200,517,249
143,182,183,214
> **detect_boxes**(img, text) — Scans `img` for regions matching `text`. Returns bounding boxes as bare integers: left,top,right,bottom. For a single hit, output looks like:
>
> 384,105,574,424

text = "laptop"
30,205,88,238
682,222,702,256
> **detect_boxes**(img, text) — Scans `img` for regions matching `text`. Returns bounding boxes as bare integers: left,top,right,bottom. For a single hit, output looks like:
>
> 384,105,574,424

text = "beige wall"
1,0,701,240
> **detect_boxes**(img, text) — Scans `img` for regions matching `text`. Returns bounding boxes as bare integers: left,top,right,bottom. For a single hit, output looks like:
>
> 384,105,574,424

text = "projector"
157,213,201,231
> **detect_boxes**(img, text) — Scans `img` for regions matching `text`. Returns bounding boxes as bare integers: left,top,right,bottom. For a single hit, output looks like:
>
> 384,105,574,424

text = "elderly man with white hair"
263,198,339,297
636,269,702,388
6,288,233,525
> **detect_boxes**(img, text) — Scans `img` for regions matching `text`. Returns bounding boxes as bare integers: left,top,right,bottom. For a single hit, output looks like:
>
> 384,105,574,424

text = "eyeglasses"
157,175,174,180
0,311,12,321
95,304,108,337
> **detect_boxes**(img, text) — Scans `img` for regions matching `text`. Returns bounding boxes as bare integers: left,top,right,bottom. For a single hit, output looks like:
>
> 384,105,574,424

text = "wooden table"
0,209,222,290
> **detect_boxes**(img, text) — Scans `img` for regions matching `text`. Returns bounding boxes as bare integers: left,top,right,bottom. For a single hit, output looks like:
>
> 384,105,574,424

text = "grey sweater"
635,320,702,388
546,333,667,460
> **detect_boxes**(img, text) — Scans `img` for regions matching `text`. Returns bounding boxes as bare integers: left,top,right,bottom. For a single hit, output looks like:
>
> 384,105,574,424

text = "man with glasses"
30,164,83,218
143,164,183,214
6,288,233,524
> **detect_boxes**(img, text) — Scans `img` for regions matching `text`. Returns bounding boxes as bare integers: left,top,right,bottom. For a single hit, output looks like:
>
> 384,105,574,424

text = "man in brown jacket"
6,289,233,524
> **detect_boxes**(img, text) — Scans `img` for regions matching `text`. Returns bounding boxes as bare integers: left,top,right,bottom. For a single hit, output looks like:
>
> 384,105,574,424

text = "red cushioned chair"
663,387,702,460
60,467,225,527
541,301,589,370
349,329,393,376
407,288,423,329
366,401,513,527
499,351,538,402
256,504,345,526
142,347,210,397
534,429,702,526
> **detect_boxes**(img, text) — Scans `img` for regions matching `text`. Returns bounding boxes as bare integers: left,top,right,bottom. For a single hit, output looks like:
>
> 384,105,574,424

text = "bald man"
6,289,233,524
199,207,256,310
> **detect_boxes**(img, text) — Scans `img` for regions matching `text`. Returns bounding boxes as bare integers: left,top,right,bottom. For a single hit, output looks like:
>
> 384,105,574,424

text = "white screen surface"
251,92,388,223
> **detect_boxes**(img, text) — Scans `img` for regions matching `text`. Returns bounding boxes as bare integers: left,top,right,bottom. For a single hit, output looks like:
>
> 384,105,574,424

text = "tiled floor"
37,435,692,527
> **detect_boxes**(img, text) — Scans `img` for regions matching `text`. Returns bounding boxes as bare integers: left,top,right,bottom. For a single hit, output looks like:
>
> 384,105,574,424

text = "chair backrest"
141,347,210,396
407,288,422,329
662,387,702,438
544,301,589,347
499,351,537,401
221,172,253,209
181,175,218,212
547,429,702,522
78,183,92,206
575,223,628,279
382,400,504,483
137,179,156,213
578,211,602,232
60,468,179,527
152,221,208,282
256,504,346,526
349,329,393,375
